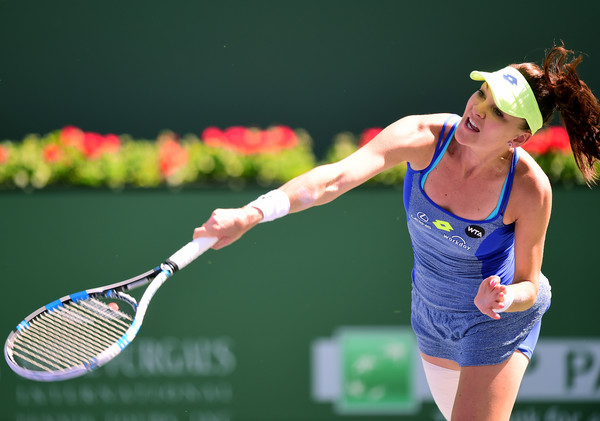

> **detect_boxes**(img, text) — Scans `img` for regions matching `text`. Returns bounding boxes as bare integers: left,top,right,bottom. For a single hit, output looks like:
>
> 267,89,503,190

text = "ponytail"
513,45,600,184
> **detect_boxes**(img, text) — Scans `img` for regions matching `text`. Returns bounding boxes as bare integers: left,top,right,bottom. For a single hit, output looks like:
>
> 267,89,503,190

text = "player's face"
455,83,530,151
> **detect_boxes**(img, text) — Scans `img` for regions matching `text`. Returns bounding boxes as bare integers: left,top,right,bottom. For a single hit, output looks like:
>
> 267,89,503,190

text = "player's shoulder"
515,148,552,195
384,113,458,138
377,113,459,154
357,113,462,170
384,113,461,169
510,148,552,217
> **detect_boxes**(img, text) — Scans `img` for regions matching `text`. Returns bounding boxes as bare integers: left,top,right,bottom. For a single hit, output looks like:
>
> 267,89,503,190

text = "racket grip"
167,237,217,270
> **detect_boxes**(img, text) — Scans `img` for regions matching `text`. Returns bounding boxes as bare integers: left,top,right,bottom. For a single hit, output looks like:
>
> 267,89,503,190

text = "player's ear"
511,132,532,148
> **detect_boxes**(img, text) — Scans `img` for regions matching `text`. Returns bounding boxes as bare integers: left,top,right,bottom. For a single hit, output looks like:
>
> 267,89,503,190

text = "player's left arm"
475,155,552,319
505,156,553,312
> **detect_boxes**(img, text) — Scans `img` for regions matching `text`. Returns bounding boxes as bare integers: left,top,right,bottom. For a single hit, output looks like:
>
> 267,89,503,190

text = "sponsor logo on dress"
410,212,432,230
443,234,471,250
432,220,453,232
465,225,485,238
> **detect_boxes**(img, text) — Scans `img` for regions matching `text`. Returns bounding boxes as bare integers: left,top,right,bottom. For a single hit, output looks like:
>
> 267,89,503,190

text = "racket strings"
11,326,87,371
9,298,134,373
81,298,133,322
10,318,104,372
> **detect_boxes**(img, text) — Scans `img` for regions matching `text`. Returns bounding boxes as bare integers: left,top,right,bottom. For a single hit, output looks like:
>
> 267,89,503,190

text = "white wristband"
493,288,515,313
248,190,290,223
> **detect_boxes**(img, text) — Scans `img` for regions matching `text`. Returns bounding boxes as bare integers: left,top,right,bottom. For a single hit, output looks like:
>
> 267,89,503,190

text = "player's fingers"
192,226,204,239
213,238,234,250
477,300,501,319
193,226,217,241
482,304,502,319
488,275,501,288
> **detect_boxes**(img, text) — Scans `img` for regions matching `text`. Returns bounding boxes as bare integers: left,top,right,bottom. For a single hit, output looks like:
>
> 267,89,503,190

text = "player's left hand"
474,276,508,319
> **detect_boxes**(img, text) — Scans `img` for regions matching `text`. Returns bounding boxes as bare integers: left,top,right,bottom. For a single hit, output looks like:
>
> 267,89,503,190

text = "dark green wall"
1,1,600,418
1,1,599,156
0,187,598,420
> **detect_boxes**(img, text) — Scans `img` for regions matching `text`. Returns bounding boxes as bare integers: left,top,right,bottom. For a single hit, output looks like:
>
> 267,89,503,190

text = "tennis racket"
4,236,217,382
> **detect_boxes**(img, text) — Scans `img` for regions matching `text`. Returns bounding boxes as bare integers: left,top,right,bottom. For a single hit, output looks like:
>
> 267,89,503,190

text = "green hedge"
0,125,587,190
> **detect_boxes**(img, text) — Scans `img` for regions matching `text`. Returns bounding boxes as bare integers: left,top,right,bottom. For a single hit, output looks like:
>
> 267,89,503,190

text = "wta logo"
465,225,485,238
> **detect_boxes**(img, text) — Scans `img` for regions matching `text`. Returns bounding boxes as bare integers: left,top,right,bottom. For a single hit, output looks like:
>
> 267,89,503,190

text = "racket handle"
167,237,218,271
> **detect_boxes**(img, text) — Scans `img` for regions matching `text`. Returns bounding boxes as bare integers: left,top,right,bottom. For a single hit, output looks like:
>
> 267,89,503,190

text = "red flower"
0,144,9,164
263,126,297,153
82,132,121,159
225,127,256,154
82,132,103,158
59,126,120,159
358,128,383,148
202,127,228,149
201,125,298,155
159,135,188,177
43,144,63,163
101,134,120,154
60,126,84,149
523,126,571,155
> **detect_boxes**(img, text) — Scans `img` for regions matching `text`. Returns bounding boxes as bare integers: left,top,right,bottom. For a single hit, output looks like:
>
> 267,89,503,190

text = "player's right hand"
193,206,263,249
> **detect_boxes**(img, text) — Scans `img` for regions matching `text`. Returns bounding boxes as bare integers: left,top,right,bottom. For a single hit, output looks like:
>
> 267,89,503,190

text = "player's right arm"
281,113,445,213
194,113,448,248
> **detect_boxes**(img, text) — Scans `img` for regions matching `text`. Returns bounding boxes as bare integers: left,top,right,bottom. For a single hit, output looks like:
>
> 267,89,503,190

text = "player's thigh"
452,351,529,421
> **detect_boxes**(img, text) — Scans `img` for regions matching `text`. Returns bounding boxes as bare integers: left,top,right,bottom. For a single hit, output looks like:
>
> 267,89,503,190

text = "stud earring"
508,141,514,148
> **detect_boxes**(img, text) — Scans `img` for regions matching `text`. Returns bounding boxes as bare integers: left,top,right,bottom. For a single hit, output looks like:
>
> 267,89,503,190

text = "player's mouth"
465,117,480,133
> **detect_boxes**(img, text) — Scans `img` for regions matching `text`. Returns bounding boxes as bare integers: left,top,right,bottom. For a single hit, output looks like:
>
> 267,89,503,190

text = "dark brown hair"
512,45,600,184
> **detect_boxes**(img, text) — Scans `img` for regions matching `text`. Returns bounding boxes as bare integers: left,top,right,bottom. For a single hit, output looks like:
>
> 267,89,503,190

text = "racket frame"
4,265,171,381
4,237,216,382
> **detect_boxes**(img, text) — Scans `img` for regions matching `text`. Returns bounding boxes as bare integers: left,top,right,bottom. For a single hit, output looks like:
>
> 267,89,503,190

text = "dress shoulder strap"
497,147,520,217
421,115,461,188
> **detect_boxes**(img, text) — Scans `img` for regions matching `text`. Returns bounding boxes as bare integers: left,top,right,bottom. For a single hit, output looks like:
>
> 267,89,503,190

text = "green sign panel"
337,328,418,414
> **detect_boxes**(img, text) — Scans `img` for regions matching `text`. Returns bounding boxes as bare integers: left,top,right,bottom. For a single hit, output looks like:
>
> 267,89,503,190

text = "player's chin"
453,125,477,146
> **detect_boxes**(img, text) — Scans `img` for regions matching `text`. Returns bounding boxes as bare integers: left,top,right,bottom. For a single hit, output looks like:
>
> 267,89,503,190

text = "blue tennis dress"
403,114,551,366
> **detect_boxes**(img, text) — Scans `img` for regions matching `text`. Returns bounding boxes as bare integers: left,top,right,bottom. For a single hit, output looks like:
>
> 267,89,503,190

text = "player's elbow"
521,292,537,311
512,280,539,311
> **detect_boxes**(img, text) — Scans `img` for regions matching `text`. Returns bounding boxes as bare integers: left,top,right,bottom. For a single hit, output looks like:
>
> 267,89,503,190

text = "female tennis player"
193,45,600,420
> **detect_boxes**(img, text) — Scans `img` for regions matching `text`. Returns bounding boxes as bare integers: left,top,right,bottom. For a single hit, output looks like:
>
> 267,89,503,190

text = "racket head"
4,267,167,382
4,237,215,382
4,291,137,381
